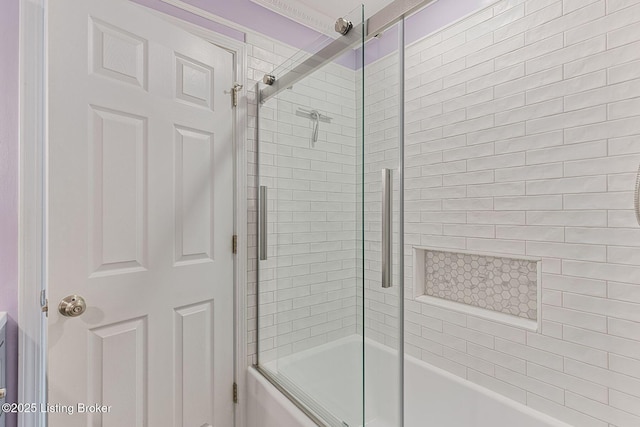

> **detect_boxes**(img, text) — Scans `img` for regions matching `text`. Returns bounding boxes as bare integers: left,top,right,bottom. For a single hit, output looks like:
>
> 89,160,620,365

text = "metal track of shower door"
254,364,350,427
259,0,438,104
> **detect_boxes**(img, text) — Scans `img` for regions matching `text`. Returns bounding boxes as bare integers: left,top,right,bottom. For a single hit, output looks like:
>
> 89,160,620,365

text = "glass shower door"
256,5,368,426
362,19,405,427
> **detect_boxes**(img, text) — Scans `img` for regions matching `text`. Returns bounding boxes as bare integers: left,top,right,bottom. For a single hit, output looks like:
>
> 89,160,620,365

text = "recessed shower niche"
413,247,541,329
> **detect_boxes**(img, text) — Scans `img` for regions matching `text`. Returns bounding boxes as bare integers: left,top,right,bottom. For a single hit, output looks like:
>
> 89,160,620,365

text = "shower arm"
296,108,332,145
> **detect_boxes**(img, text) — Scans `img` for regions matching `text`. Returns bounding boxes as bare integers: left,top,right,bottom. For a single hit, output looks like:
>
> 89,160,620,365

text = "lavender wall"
0,0,20,425
131,0,247,41
363,0,495,65
182,0,322,49
406,0,495,45
132,0,323,49
131,0,360,68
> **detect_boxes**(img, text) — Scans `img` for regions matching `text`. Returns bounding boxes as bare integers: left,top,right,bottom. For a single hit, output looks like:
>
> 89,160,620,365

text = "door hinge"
233,382,238,404
232,234,238,254
40,290,48,317
232,83,243,107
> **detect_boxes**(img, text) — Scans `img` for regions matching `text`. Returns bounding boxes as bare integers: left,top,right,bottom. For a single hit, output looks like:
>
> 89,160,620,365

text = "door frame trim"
18,1,47,426
18,2,249,426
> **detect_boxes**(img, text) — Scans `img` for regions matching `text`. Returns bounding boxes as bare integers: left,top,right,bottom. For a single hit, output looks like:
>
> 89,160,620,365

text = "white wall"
362,0,640,426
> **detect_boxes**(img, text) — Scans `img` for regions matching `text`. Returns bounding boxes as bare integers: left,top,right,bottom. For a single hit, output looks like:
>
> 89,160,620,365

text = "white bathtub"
246,367,317,427
247,336,571,427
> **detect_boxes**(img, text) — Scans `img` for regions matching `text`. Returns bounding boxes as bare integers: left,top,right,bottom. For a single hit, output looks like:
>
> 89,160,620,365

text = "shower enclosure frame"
254,1,437,426
258,0,437,104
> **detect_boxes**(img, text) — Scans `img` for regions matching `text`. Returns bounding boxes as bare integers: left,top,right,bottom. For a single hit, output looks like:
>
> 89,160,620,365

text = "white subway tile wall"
364,0,640,426
248,0,640,425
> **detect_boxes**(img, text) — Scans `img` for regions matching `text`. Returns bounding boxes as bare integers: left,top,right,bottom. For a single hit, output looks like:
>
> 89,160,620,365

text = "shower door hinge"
232,235,238,254
233,382,238,404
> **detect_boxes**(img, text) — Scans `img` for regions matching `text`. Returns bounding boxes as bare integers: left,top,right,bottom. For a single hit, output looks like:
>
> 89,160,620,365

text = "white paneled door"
47,1,234,426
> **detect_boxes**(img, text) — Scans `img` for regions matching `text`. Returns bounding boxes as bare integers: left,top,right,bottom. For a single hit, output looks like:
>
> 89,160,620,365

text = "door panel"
87,318,147,427
47,1,234,426
174,301,215,427
174,126,215,264
89,106,147,276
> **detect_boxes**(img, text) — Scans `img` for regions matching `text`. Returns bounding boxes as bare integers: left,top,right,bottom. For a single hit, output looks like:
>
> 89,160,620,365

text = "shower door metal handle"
259,186,268,260
382,169,392,288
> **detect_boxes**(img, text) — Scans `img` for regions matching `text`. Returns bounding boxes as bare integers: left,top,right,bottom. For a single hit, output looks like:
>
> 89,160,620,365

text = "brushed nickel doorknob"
58,295,87,317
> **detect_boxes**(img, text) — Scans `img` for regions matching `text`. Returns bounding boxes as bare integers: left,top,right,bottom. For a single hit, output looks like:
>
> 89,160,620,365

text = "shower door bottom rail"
253,364,347,427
